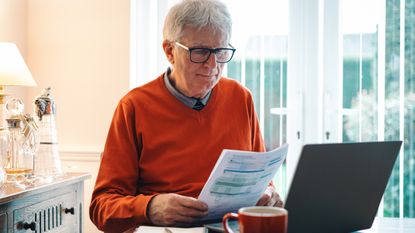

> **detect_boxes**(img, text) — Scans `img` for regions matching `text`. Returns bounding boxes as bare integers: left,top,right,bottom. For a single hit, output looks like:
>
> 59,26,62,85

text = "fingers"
257,187,284,207
257,186,275,206
256,194,271,206
271,191,284,207
176,204,208,218
274,199,284,207
147,193,208,226
175,195,208,218
177,195,208,211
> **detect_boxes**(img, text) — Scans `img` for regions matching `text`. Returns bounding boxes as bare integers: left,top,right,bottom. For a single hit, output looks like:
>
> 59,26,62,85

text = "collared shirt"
163,68,211,109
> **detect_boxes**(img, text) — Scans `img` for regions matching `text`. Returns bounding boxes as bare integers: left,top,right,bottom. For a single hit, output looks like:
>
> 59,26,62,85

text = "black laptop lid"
285,141,402,233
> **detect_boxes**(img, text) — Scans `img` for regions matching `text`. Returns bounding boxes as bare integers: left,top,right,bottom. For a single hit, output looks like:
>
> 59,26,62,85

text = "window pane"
343,35,361,110
342,8,379,142
245,38,261,112
404,0,415,218
224,0,288,196
342,0,415,217
227,60,241,83
383,0,401,217
264,36,287,150
225,0,288,151
361,33,379,142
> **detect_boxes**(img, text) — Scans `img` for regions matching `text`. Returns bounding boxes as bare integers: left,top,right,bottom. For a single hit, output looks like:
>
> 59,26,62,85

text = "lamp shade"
0,42,36,86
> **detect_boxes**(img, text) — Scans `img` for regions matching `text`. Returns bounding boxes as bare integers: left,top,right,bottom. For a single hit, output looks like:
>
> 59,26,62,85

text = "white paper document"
134,226,204,233
198,144,289,221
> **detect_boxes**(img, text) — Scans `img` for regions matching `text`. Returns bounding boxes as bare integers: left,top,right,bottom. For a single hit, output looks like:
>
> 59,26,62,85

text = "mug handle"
222,213,238,233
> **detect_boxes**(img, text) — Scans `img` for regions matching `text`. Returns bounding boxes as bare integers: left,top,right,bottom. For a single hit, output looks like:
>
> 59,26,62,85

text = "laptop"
285,141,402,233
204,141,401,233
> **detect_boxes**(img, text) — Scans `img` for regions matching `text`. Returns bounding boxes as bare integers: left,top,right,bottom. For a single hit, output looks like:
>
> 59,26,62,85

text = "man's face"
165,26,228,99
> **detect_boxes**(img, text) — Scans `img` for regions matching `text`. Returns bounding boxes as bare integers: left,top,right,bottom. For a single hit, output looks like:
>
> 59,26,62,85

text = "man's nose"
204,52,218,68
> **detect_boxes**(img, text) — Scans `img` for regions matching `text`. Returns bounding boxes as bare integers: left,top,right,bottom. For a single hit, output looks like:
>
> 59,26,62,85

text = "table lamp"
0,42,37,182
0,42,37,129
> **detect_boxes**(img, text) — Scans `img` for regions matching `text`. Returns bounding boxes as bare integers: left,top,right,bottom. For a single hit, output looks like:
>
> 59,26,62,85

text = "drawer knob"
64,207,75,215
23,222,36,231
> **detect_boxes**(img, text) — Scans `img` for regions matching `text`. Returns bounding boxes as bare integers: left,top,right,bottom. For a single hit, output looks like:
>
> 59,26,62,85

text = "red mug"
223,206,288,233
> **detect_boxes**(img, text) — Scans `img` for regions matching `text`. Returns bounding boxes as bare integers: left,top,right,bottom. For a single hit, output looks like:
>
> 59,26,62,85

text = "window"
340,0,415,218
131,0,415,218
224,0,289,197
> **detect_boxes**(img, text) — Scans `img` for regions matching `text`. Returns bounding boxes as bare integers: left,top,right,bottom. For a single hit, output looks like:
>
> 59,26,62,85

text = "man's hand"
147,193,208,226
256,186,284,207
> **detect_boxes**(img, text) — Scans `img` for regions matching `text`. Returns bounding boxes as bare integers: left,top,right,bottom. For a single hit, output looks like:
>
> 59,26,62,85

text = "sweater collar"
163,67,211,108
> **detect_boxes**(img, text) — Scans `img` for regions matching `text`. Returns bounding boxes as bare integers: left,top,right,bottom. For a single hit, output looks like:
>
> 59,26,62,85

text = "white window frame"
130,0,170,89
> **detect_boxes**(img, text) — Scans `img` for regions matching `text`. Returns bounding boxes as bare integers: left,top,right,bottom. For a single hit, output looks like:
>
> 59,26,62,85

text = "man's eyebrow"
186,42,228,48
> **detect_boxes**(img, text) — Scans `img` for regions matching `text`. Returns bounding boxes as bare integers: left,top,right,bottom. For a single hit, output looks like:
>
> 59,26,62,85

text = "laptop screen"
284,141,401,233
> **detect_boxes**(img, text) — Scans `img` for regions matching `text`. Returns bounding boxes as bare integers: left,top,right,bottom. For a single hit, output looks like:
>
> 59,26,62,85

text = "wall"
26,0,130,151
0,0,29,108
1,0,130,232
26,1,130,232
2,0,130,149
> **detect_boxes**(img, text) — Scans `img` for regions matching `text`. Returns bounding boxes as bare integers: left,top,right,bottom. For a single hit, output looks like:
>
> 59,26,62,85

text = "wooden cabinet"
0,173,90,233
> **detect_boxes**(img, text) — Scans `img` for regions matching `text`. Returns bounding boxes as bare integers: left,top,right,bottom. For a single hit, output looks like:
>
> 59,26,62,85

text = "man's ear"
162,40,174,64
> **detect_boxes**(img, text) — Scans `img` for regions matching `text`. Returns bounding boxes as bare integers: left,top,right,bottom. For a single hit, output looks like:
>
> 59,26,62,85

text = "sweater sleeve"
89,100,155,232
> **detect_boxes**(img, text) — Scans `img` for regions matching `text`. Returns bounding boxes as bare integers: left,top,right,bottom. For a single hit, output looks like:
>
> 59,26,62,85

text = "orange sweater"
90,74,265,232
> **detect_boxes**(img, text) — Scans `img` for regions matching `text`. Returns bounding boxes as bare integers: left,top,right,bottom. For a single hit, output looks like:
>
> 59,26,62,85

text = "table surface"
134,217,415,233
356,217,415,233
0,172,91,204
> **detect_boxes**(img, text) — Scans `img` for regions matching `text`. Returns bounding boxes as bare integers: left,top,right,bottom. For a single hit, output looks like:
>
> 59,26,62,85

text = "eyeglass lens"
190,48,234,63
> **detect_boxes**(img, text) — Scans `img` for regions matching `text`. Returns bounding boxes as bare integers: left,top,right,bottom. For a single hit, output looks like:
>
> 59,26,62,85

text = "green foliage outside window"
344,0,415,217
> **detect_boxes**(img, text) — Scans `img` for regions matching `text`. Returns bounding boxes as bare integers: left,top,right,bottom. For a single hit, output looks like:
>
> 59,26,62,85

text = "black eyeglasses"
175,42,236,63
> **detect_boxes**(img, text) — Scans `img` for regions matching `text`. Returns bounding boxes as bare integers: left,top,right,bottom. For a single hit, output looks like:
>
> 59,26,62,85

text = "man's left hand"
256,186,284,207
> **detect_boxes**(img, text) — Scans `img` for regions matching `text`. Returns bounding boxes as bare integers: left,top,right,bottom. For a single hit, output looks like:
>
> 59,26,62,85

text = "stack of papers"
134,226,205,233
198,144,289,220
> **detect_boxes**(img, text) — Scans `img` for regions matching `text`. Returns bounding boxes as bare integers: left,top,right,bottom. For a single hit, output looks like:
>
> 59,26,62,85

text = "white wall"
2,0,130,149
1,0,130,232
26,1,130,232
0,0,29,108
26,0,130,150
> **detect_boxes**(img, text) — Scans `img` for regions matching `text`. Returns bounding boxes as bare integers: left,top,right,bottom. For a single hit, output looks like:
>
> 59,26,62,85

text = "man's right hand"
147,193,208,226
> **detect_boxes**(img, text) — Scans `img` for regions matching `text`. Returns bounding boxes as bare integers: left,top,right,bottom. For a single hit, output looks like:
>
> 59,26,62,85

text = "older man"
89,0,282,232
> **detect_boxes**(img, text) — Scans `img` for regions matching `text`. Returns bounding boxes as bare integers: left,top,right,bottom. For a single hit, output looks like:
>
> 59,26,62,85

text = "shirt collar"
163,67,211,108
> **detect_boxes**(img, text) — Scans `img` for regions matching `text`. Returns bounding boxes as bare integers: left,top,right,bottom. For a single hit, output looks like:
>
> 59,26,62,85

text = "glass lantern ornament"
4,98,35,181
34,87,62,177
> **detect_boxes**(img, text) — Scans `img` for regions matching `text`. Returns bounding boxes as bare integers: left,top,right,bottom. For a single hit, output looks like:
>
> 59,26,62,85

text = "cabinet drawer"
13,191,78,233
0,212,7,232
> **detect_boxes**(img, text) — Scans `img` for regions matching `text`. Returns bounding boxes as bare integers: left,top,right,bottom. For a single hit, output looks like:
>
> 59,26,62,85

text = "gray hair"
163,0,232,43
